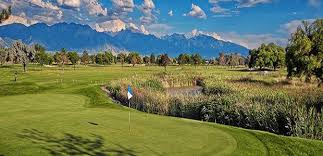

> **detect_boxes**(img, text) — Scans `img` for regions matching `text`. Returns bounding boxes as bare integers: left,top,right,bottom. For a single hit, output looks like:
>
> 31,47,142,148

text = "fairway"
1,65,323,156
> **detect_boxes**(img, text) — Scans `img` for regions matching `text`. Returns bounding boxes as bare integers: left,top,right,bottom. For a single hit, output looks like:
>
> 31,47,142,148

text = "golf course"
1,65,323,156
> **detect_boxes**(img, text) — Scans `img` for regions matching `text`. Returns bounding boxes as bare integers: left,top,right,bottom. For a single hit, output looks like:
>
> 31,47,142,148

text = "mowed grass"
0,64,323,156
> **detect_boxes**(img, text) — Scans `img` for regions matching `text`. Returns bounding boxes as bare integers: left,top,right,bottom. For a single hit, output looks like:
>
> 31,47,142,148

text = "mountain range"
0,22,249,57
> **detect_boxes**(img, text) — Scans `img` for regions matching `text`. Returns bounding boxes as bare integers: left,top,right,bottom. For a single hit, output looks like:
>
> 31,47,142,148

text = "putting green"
0,94,237,156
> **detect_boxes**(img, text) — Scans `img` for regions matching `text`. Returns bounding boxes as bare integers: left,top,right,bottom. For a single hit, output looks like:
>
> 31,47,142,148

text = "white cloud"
146,23,173,36
185,4,207,19
129,23,139,30
185,29,287,49
209,0,272,8
57,0,81,8
209,0,233,4
27,0,64,20
0,0,64,25
168,10,173,16
219,32,287,49
147,23,172,31
0,3,9,9
0,15,38,26
308,0,321,7
127,23,149,34
111,0,135,13
237,0,272,8
281,19,315,35
141,0,155,12
209,0,219,3
33,15,55,24
93,19,126,32
23,0,63,20
139,0,156,24
57,0,107,16
83,0,107,16
0,0,110,27
210,5,229,13
213,14,233,18
29,0,60,10
208,0,239,17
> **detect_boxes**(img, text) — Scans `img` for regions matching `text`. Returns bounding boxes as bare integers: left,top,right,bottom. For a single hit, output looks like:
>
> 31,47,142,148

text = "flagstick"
128,100,131,132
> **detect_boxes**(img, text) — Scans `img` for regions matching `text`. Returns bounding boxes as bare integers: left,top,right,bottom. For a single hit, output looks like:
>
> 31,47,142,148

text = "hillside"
0,23,249,57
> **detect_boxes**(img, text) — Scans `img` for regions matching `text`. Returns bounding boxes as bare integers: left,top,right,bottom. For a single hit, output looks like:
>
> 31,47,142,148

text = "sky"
0,0,322,49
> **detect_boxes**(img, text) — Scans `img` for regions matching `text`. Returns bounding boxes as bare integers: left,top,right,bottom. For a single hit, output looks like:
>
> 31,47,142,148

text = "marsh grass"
107,68,323,140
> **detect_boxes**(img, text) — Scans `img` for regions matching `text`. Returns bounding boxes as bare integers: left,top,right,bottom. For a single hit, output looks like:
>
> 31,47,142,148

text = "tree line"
0,42,248,72
247,19,323,85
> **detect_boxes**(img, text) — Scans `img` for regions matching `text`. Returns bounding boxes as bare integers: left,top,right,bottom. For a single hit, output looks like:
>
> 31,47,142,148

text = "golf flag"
127,85,133,100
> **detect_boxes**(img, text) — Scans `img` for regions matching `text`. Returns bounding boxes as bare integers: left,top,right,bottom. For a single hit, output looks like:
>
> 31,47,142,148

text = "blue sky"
0,0,322,48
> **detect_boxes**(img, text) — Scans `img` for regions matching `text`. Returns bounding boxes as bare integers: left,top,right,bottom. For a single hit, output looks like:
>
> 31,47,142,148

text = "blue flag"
127,85,133,100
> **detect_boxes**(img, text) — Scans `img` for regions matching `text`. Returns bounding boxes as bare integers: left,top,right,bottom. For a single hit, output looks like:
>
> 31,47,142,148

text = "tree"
158,54,171,71
53,52,60,64
210,58,218,65
34,44,47,66
68,51,79,70
95,53,104,65
58,48,68,70
90,54,96,64
80,51,90,65
256,44,272,69
177,53,190,65
269,43,285,70
249,43,285,70
10,41,35,72
143,56,150,64
34,44,45,54
218,52,226,65
286,19,323,84
46,53,54,65
9,41,35,72
104,51,114,65
191,53,202,66
150,53,156,64
35,51,47,66
127,52,141,66
227,53,240,67
238,55,247,66
248,49,258,68
117,53,126,67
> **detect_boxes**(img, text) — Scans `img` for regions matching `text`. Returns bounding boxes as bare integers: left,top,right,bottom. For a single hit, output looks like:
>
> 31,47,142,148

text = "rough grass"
0,64,322,156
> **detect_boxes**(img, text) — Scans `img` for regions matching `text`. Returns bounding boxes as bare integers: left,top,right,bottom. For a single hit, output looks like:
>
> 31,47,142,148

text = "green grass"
0,64,322,156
